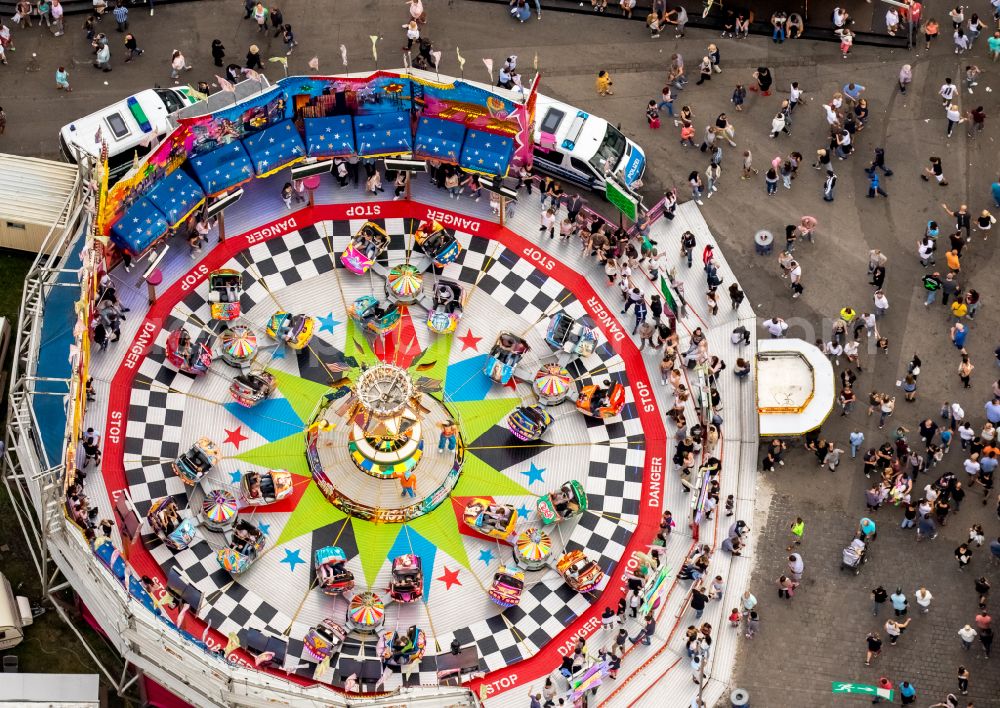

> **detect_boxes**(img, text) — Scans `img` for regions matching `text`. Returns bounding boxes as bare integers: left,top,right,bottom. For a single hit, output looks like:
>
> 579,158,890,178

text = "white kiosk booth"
756,339,835,436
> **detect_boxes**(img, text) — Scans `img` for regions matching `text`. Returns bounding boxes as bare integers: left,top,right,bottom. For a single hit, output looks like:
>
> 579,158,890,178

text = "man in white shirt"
939,78,958,106
765,317,788,338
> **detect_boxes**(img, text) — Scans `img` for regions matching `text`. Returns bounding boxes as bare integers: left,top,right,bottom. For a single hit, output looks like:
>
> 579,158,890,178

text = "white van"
59,87,199,183
0,572,32,651
532,96,646,193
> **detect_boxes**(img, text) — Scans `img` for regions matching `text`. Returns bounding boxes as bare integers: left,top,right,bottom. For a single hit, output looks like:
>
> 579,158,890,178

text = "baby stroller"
841,537,868,575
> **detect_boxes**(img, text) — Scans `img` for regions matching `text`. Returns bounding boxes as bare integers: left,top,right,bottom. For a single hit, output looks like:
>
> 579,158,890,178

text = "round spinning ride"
348,363,424,478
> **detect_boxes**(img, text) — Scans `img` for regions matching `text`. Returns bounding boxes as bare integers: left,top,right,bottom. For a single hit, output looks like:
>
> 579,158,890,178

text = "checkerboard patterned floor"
114,218,645,682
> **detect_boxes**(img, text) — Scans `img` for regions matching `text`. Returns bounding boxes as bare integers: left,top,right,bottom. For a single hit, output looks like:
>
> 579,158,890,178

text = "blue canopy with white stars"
110,195,169,255
304,115,356,158
354,111,411,158
188,141,255,196
460,130,514,178
145,168,205,226
242,120,306,178
414,116,466,164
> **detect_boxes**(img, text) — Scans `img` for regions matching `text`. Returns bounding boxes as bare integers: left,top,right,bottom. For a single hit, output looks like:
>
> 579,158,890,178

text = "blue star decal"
258,523,270,536
271,344,286,359
280,548,304,572
317,312,341,334
229,470,243,484
521,463,546,486
478,548,495,565
516,503,532,520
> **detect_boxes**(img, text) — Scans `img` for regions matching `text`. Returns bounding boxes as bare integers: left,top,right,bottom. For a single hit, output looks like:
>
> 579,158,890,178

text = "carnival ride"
241,469,293,506
341,221,389,275
532,364,574,406
219,323,258,368
536,480,587,525
506,404,552,442
488,565,525,609
229,370,277,407
385,264,424,305
514,527,553,570
217,519,267,576
346,592,386,634
425,279,465,334
171,437,220,486
208,269,243,320
556,550,604,593
348,295,401,337
576,381,627,419
146,497,196,551
545,313,597,359
164,328,213,375
201,488,239,532
265,311,316,350
463,499,518,541
414,220,462,267
315,546,355,595
485,332,530,385
388,554,423,603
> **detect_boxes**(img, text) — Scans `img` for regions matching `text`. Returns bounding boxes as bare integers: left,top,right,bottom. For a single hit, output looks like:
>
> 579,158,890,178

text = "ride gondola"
146,496,196,551
348,295,401,336
266,311,317,350
545,313,597,358
379,625,427,666
165,327,214,375
506,404,552,442
241,469,293,506
488,565,525,609
388,554,423,603
341,221,389,275
556,549,604,593
208,269,243,320
536,480,588,525
229,371,277,407
576,380,627,419
217,519,267,576
426,279,465,334
485,332,530,385
414,220,462,267
315,546,355,595
171,437,220,486
462,498,518,541
303,618,348,663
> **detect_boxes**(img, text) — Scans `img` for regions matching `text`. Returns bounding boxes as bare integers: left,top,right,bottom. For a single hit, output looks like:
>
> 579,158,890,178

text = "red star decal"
437,566,462,590
223,426,249,449
503,375,520,392
458,329,482,352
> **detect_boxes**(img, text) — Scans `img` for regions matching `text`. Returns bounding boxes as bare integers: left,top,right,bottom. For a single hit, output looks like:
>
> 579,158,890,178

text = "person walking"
890,588,908,616
864,632,882,665
55,66,72,92
958,623,977,649
170,49,191,83
123,32,142,62
787,516,804,550
957,666,969,695
872,585,888,616
922,156,949,185
596,70,614,96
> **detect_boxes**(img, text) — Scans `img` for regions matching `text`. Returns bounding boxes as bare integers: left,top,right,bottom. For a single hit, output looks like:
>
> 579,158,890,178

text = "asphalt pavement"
1,1,998,705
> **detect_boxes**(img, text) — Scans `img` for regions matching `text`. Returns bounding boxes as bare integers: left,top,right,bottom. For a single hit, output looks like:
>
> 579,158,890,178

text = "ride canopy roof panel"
242,120,307,178
304,115,356,158
188,141,255,197
414,116,466,163
145,167,205,225
461,130,515,178
110,195,170,254
354,111,412,157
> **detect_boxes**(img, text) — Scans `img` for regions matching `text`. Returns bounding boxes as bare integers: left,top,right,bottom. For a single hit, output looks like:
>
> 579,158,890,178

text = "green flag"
659,276,678,315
